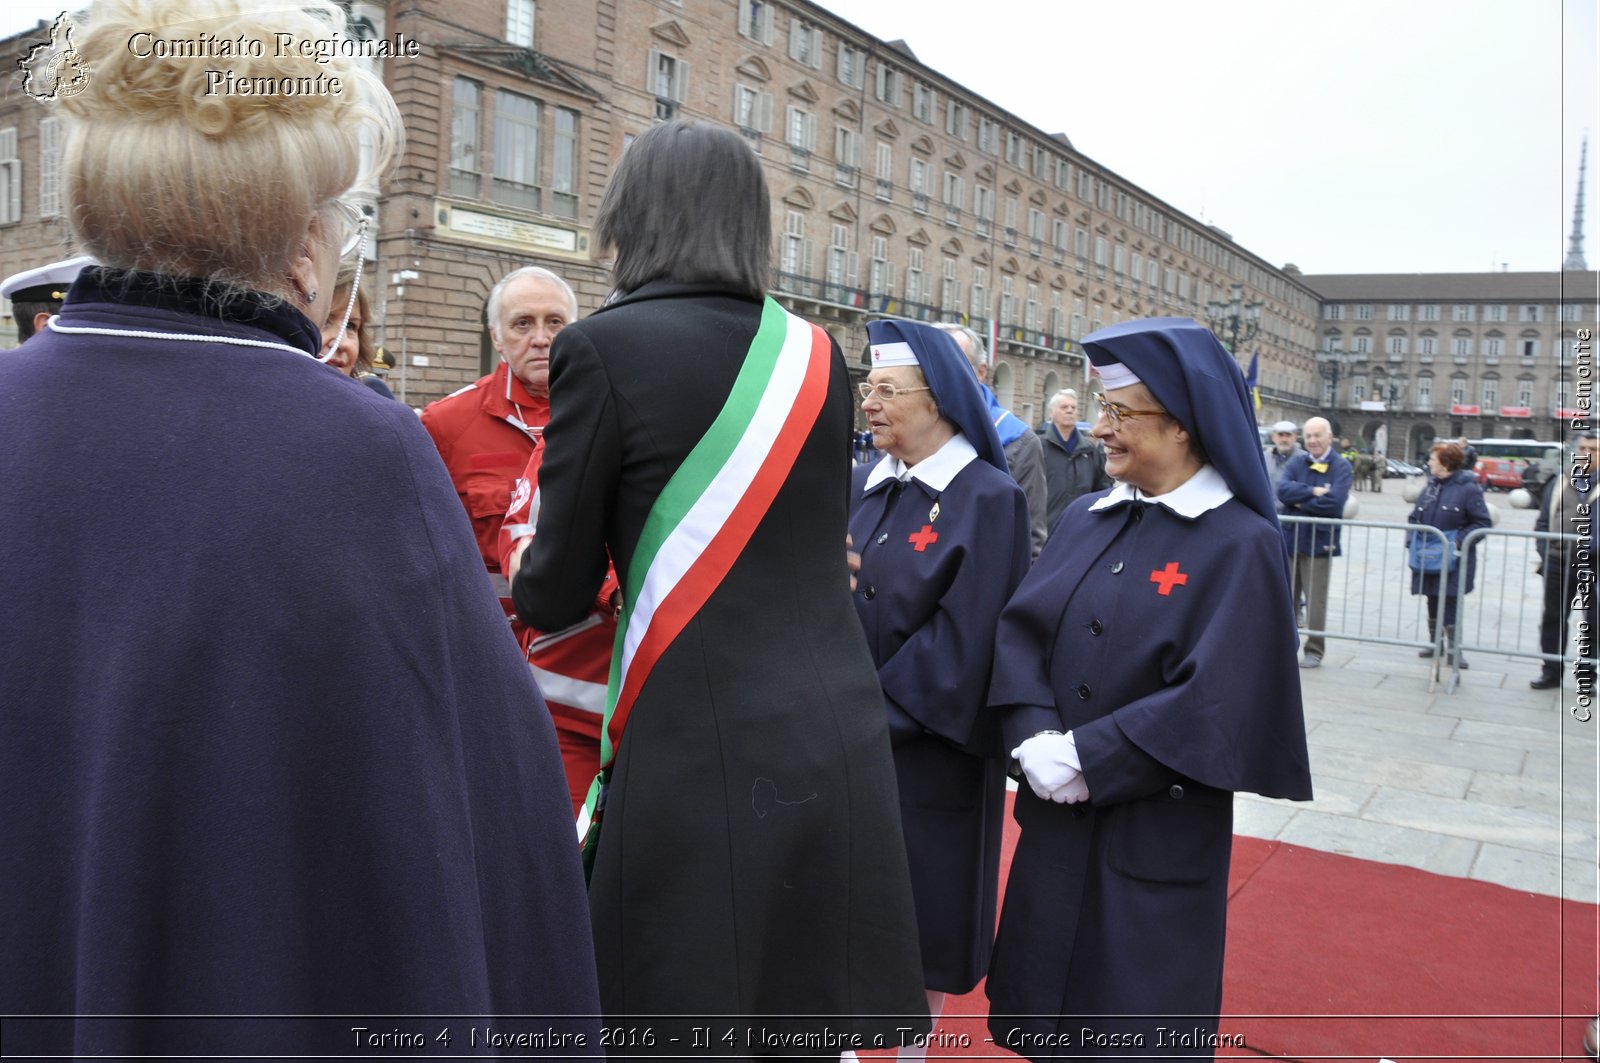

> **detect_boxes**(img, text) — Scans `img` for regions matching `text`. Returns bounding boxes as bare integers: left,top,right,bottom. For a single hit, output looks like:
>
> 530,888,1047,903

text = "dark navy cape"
985,482,1312,1057
0,271,600,1057
849,445,1029,993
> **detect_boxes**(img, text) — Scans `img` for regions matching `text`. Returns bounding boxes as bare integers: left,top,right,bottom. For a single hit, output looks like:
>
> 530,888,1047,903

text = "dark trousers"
1425,593,1461,632
1538,558,1599,682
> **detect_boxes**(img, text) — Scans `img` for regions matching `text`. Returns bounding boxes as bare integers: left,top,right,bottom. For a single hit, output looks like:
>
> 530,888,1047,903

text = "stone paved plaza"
1237,480,1598,902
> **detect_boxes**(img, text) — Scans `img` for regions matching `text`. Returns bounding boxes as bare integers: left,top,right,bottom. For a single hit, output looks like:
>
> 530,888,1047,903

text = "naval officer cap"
1,255,97,304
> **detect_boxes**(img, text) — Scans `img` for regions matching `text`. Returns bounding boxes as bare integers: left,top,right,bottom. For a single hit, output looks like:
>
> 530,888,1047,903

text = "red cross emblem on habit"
1150,561,1188,596
908,525,940,552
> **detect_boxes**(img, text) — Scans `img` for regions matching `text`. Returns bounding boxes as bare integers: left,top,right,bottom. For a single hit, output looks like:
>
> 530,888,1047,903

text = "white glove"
1011,731,1090,804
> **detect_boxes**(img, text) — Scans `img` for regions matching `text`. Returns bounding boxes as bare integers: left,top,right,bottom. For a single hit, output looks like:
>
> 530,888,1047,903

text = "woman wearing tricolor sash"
513,119,927,1054
848,320,1030,1059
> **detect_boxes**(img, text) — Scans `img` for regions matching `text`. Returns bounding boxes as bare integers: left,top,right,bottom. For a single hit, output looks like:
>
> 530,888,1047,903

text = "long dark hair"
594,120,771,299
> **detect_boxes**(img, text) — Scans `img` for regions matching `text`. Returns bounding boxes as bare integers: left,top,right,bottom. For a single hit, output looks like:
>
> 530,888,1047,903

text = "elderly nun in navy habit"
984,318,1313,1059
850,319,1030,1056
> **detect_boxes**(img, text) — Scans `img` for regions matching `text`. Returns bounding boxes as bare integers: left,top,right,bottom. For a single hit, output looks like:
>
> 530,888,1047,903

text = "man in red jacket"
421,265,578,583
424,267,608,816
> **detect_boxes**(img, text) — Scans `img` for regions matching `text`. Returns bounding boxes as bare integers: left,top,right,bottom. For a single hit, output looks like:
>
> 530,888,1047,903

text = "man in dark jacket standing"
937,323,1049,558
1277,416,1353,668
1040,388,1110,536
1531,431,1599,690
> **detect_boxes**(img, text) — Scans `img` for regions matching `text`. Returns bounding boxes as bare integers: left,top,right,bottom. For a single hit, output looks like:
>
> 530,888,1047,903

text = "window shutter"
646,48,660,94
38,117,60,218
0,127,17,225
673,59,690,102
758,92,773,132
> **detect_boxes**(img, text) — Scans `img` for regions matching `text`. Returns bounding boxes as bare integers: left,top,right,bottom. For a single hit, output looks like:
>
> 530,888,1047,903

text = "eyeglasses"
328,199,369,258
858,381,932,402
1094,393,1167,428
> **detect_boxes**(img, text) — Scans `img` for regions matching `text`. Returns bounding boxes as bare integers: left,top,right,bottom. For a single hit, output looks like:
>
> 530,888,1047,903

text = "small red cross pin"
908,524,940,552
1150,561,1188,595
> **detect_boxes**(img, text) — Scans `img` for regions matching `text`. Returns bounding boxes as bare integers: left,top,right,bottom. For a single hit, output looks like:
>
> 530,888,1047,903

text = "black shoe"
1531,674,1561,690
1418,647,1437,658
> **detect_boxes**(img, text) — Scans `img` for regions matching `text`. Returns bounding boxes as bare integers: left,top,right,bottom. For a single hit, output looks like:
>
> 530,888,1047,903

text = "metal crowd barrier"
1279,516,1594,694
1279,516,1452,692
1449,528,1592,693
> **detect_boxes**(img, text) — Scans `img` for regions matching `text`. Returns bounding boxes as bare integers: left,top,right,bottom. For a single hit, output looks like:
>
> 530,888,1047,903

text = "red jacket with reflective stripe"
420,361,543,575
500,444,616,740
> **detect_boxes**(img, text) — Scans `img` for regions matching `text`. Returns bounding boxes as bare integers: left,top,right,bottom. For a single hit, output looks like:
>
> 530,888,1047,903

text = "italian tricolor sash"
577,298,833,865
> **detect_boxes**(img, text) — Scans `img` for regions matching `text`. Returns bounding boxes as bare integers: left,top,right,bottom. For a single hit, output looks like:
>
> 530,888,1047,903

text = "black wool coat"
516,281,927,1052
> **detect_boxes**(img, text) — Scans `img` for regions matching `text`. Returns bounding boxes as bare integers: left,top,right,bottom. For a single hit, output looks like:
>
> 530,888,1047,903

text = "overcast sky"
5,0,1594,276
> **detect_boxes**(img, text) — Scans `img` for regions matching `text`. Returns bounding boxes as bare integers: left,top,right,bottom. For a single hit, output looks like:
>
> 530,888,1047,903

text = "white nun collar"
1088,463,1233,519
863,432,978,493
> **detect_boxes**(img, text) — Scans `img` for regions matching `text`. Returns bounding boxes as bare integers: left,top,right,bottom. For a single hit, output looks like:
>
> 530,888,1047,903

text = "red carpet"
869,793,1599,1061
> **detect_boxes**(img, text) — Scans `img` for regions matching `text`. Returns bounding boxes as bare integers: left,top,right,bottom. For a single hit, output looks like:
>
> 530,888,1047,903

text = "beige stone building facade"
2,0,1586,444
1301,272,1599,460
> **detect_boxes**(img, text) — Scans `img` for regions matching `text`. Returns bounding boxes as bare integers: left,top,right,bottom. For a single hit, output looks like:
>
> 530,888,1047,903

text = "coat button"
1111,561,1124,574
863,585,876,600
1132,507,1143,521
1077,683,1091,700
1169,784,1185,799
1090,619,1104,636
876,533,888,544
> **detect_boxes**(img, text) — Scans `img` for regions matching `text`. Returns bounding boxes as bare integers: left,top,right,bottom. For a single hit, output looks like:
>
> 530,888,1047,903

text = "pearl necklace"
48,317,315,359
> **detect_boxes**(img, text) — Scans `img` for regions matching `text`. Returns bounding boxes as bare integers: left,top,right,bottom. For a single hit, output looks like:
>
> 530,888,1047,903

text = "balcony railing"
875,177,892,201
835,163,858,189
912,192,930,214
789,145,811,172
772,271,867,309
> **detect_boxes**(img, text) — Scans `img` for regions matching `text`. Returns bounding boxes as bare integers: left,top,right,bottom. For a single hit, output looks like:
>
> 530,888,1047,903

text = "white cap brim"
870,340,919,368
1093,359,1141,390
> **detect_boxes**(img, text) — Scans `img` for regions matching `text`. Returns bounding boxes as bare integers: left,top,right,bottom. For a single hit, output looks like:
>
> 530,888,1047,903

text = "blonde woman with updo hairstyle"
0,0,600,1050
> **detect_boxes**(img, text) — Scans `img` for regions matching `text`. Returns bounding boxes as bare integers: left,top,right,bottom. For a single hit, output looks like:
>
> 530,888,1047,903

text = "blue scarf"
982,383,1028,447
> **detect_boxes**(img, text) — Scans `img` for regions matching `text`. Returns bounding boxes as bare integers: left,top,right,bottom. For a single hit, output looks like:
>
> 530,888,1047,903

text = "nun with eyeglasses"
850,318,1030,1058
984,318,1313,1058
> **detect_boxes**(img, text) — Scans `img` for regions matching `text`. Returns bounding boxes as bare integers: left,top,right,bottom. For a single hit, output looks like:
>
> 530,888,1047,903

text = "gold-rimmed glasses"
858,381,933,402
1094,393,1167,428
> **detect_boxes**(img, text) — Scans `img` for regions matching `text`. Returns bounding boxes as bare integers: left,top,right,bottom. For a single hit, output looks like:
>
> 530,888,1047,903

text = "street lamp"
1377,375,1407,458
1205,282,1264,355
1314,346,1355,413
